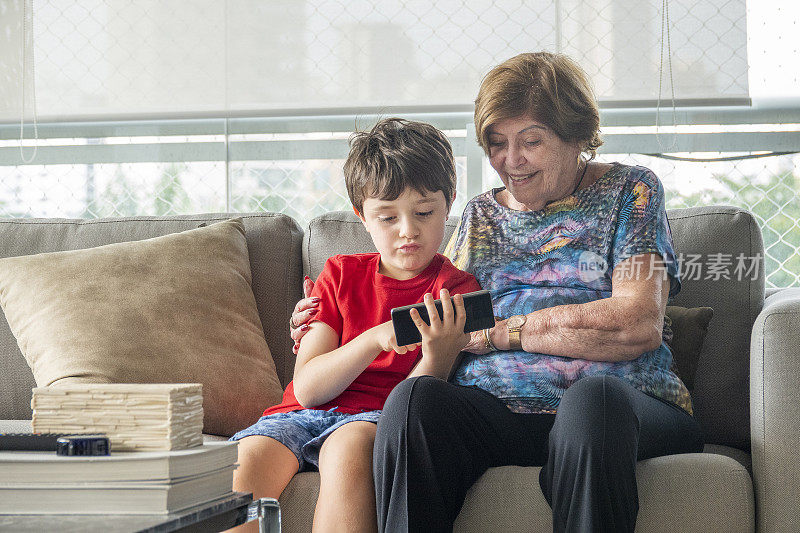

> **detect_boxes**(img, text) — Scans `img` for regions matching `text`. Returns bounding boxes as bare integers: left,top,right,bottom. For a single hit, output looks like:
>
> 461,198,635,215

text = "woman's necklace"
570,160,589,196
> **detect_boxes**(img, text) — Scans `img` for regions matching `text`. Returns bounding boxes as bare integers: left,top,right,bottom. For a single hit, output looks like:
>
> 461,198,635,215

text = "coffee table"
0,492,281,532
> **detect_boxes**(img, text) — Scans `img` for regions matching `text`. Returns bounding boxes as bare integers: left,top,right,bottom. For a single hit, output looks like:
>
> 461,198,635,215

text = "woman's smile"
507,171,539,184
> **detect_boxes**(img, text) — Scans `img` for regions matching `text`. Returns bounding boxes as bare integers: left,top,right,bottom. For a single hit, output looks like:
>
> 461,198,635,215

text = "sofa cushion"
456,454,753,533
279,472,322,533
274,452,753,533
0,219,283,436
664,306,714,390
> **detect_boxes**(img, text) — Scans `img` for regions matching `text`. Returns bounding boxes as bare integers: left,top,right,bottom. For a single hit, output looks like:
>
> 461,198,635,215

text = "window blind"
0,0,749,123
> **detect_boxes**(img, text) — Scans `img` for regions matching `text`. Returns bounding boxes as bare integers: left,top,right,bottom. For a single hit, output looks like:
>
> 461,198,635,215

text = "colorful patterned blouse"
445,163,693,414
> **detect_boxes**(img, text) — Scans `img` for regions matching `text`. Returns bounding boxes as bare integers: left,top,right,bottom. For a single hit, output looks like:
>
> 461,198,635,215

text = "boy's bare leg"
227,435,299,532
314,421,378,533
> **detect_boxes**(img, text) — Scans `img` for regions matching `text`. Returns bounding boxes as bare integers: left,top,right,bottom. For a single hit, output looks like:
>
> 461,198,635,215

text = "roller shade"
1,0,749,123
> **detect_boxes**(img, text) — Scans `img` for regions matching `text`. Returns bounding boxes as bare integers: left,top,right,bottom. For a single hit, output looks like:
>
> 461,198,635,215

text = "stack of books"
0,441,239,514
31,383,204,451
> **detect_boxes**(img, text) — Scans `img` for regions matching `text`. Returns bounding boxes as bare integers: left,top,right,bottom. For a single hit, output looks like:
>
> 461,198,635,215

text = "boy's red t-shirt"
264,253,480,416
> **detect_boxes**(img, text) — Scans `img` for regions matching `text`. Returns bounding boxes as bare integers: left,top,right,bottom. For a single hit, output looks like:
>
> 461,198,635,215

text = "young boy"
229,118,481,532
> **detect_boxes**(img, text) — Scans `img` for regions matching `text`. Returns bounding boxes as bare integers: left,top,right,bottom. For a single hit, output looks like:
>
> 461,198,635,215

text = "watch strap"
508,329,522,350
506,315,526,350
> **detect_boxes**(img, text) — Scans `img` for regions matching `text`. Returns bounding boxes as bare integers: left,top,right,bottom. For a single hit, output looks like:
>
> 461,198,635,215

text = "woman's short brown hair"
344,118,456,213
474,52,603,158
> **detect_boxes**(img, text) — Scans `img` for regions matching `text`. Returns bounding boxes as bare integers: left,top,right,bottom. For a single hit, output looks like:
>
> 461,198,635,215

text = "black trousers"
373,374,704,533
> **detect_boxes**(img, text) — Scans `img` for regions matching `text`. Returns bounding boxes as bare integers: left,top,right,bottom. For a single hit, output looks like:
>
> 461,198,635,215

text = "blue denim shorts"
229,408,382,471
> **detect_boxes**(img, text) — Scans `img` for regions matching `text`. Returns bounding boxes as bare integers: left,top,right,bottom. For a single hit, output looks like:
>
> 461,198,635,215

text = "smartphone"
391,289,495,346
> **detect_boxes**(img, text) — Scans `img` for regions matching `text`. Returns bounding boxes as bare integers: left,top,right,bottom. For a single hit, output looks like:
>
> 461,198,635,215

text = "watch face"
507,315,526,328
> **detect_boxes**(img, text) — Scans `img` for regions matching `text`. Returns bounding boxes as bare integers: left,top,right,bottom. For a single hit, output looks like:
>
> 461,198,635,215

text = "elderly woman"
292,52,703,533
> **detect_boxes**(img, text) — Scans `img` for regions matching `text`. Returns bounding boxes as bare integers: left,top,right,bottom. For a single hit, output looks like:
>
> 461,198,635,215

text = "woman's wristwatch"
506,314,527,350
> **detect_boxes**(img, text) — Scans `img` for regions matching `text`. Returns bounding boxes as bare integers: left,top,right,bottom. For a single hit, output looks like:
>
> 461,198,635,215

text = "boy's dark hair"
344,118,456,214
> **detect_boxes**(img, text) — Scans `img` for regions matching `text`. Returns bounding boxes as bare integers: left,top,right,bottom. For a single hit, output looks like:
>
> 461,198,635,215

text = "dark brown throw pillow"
663,306,713,390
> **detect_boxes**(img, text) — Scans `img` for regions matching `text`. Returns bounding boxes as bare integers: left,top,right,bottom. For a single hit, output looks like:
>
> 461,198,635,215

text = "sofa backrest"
0,213,303,421
303,206,765,450
665,207,765,450
0,206,765,450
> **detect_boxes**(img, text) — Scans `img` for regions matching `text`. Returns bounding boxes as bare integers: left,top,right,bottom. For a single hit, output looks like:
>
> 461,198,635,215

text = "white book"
31,384,205,451
0,466,236,515
0,442,237,484
31,383,203,397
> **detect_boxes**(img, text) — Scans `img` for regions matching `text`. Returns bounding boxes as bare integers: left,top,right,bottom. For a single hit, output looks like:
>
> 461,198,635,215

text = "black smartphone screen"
390,289,495,346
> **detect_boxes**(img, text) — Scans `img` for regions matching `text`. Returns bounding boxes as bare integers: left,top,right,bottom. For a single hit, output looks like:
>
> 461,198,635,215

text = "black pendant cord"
571,159,589,196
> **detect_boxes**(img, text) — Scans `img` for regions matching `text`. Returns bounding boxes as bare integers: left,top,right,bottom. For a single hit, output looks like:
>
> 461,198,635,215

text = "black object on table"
0,432,110,456
0,432,68,451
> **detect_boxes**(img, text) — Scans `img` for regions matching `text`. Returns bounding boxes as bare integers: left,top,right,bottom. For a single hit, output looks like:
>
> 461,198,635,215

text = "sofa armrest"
750,288,800,533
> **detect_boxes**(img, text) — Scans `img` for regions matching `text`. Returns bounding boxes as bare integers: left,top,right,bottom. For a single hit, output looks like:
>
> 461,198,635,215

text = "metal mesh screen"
1,0,748,122
615,152,800,287
2,135,798,287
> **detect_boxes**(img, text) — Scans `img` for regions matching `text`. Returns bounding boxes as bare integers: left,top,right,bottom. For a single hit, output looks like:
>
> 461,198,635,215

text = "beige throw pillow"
0,219,283,436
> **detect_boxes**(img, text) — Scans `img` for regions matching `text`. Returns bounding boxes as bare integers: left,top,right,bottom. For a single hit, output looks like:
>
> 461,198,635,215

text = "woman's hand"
290,276,318,354
464,330,485,353
410,290,470,369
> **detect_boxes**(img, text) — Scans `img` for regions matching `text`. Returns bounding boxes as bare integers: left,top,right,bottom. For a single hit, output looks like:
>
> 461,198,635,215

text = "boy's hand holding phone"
370,321,419,355
409,289,470,362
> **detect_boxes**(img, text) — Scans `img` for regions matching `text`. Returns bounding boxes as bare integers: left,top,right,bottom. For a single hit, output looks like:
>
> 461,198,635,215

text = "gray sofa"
1,206,798,532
